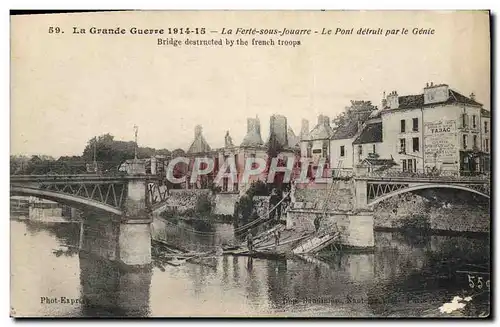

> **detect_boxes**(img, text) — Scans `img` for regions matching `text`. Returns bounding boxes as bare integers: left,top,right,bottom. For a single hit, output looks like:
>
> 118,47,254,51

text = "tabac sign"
424,120,457,164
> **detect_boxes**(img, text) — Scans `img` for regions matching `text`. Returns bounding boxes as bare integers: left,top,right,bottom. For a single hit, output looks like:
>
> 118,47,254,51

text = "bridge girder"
10,175,170,215
366,182,490,207
10,186,123,216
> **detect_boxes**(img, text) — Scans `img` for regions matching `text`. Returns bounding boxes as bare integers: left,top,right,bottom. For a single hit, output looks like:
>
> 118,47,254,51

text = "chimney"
386,90,399,109
195,125,203,138
470,92,476,101
324,116,330,127
300,119,309,140
269,115,288,148
381,91,387,108
317,114,330,126
424,83,449,104
241,117,264,146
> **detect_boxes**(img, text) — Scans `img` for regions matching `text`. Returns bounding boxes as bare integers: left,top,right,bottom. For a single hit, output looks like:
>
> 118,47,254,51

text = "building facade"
378,83,489,174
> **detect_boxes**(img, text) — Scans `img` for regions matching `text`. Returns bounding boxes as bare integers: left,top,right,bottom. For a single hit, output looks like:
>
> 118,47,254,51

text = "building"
378,83,489,174
299,115,334,182
329,109,373,170
352,120,383,163
179,115,299,194
479,108,491,172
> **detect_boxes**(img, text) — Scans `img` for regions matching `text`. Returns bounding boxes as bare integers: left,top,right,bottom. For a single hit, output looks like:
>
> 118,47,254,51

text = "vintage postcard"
10,10,491,318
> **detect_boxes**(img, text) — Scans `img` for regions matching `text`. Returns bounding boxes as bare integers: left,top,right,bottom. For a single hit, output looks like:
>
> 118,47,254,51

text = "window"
358,145,363,156
412,118,419,132
400,119,406,133
306,142,312,157
485,121,489,133
408,159,414,172
473,135,478,148
322,141,328,157
462,134,468,149
340,145,345,157
485,138,489,152
372,144,376,154
461,113,468,128
312,149,322,154
402,159,417,172
399,138,406,153
472,115,477,129
412,137,419,152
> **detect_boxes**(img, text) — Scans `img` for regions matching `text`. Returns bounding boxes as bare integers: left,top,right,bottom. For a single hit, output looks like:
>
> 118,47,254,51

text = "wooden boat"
222,233,312,257
292,232,340,254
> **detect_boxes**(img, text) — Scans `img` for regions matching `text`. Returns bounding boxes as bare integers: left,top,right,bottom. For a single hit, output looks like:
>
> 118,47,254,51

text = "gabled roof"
450,90,483,106
481,108,491,118
390,89,483,111
306,121,334,140
353,122,382,144
398,94,424,109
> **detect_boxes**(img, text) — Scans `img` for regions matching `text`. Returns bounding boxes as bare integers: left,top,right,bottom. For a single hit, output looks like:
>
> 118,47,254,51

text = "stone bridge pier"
81,161,152,267
289,180,375,249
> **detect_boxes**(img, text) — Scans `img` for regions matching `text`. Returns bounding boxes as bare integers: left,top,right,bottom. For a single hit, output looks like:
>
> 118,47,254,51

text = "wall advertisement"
423,120,457,165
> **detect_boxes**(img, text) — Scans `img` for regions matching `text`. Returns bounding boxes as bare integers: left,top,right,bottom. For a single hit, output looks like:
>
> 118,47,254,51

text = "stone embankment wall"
212,193,239,216
373,192,490,233
293,181,355,211
153,189,213,216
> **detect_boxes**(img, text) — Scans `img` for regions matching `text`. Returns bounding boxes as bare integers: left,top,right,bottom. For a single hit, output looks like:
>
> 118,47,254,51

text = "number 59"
48,27,61,34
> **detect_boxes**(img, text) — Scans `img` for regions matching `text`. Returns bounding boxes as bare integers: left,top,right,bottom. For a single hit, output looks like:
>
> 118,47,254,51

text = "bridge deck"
355,176,489,184
10,174,160,183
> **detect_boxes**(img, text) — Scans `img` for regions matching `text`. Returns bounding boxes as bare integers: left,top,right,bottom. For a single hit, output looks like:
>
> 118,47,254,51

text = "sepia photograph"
9,10,491,318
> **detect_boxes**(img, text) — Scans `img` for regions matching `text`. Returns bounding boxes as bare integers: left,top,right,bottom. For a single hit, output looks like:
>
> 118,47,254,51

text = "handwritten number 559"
48,27,62,34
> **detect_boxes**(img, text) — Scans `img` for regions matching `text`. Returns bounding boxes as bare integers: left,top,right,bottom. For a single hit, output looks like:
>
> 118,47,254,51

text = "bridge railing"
10,161,127,176
361,168,490,181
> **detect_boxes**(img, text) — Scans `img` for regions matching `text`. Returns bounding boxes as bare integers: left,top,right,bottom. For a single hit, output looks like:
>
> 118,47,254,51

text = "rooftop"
361,157,398,167
353,122,383,144
331,110,372,140
389,89,483,111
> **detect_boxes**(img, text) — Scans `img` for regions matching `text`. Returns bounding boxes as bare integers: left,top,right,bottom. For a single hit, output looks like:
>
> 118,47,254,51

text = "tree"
82,133,150,172
13,133,174,175
155,148,171,156
331,100,377,129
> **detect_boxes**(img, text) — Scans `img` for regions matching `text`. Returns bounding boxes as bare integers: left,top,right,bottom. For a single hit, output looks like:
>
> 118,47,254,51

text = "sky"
11,11,490,158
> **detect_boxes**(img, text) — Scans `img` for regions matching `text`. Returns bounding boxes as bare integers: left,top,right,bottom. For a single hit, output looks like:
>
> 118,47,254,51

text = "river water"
10,215,490,317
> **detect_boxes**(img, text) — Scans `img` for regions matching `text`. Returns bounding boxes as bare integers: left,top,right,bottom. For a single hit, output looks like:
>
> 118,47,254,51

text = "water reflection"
79,253,151,317
10,217,490,317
